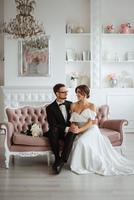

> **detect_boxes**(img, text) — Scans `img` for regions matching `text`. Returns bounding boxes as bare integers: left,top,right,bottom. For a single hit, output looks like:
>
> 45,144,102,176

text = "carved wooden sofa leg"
5,151,10,169
47,151,52,166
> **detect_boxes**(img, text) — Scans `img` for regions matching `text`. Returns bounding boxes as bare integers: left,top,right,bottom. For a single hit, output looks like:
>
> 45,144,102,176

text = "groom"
46,83,77,174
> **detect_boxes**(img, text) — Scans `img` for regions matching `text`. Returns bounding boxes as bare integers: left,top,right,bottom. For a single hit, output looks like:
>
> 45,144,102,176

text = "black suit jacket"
46,100,72,133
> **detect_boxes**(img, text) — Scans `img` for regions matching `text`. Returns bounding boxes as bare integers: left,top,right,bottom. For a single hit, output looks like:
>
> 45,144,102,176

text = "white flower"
31,123,43,137
71,72,78,80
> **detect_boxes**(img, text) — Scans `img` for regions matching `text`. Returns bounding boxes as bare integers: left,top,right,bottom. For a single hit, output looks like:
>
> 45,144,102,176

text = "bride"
69,84,134,176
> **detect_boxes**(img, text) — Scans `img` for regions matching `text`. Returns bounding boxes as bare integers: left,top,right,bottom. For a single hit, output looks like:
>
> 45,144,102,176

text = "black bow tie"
59,102,66,106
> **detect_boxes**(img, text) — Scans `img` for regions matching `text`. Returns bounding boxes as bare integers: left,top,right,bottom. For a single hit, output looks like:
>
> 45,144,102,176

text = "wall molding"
0,86,54,121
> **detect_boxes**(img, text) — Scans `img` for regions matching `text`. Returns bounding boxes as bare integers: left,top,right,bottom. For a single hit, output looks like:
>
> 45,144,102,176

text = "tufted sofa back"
6,106,48,134
6,104,109,135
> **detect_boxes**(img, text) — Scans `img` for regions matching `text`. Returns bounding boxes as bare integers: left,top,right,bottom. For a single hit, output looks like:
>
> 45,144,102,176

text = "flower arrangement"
120,23,132,33
20,123,43,137
69,72,79,88
105,24,114,33
106,73,118,87
31,123,43,137
70,72,78,80
106,73,117,80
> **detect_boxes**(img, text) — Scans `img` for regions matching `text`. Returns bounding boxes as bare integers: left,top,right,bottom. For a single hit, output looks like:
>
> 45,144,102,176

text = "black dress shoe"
52,162,58,174
52,160,64,174
56,161,64,174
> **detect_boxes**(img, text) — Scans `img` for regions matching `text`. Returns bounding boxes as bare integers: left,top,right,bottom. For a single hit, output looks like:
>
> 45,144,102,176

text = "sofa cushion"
12,134,50,147
100,128,120,144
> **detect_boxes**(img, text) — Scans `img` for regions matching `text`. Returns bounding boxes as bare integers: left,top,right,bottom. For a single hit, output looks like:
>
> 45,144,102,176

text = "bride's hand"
69,123,79,134
73,127,80,134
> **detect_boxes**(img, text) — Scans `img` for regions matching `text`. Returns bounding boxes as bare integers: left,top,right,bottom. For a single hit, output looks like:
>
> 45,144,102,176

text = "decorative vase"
110,79,118,88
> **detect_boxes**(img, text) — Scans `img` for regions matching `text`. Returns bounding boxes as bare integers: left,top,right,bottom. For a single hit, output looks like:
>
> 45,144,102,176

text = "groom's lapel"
64,101,71,120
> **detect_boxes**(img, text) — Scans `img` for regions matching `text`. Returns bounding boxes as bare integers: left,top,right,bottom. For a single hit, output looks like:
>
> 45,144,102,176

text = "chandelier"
2,0,45,39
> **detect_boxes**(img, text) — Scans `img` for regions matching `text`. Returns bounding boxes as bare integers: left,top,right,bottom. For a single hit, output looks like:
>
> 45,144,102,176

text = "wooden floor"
0,133,134,200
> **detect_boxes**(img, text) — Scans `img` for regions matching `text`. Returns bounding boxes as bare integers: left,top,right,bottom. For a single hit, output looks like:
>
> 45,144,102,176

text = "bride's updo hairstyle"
75,85,90,98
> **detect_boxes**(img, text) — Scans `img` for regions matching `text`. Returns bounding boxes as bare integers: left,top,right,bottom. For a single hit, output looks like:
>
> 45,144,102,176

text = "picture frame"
18,35,50,77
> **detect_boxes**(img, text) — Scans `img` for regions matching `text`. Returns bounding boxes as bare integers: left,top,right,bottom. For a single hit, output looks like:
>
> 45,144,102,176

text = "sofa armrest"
0,122,14,148
101,119,128,143
101,119,128,132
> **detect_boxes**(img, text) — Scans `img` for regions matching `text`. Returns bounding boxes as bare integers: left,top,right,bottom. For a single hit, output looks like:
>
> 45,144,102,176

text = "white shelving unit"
101,33,134,88
65,32,91,88
64,0,91,88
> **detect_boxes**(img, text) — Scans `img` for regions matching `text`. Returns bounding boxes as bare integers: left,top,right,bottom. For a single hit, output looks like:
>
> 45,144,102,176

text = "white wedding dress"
69,108,134,176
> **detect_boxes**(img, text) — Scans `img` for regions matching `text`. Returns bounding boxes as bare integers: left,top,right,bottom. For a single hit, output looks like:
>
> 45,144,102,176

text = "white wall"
101,0,134,28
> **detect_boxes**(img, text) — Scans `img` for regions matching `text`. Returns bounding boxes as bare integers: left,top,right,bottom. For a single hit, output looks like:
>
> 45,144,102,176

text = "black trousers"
48,127,76,163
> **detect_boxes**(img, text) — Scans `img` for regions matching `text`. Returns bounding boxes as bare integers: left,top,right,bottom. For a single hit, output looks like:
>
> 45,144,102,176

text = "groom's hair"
75,85,90,98
53,83,65,94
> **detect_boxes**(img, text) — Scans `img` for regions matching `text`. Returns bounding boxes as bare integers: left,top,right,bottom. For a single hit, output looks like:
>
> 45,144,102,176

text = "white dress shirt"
57,101,67,121
57,101,69,133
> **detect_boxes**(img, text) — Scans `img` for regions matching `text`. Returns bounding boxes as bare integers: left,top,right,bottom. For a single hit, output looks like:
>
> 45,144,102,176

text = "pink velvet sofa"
0,105,128,168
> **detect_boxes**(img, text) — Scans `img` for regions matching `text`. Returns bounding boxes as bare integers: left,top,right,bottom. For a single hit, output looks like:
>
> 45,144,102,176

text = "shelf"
65,33,91,37
65,0,91,87
102,33,134,37
66,60,91,63
102,60,134,63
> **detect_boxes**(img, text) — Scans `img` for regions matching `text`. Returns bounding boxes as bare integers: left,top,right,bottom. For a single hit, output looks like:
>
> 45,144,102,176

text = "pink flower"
120,23,131,28
106,73,117,80
105,24,114,33
106,24,114,30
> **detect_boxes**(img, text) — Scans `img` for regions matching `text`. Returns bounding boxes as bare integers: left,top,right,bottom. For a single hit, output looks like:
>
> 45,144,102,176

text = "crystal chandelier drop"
2,0,45,39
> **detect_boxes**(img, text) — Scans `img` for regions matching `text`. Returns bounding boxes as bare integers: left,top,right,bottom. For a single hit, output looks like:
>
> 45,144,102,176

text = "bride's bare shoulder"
88,103,97,112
